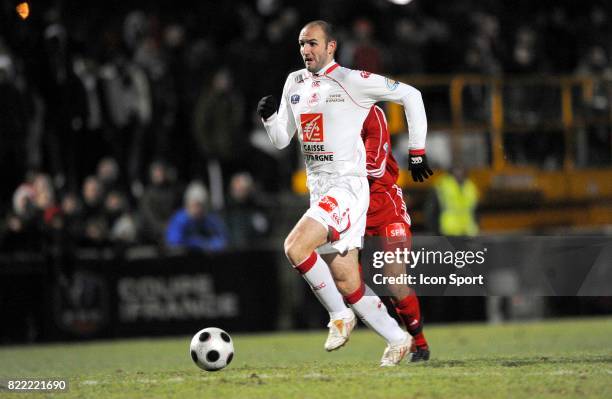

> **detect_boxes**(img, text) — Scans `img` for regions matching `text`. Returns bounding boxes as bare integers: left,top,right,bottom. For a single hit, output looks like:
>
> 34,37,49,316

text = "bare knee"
284,234,311,266
284,217,328,266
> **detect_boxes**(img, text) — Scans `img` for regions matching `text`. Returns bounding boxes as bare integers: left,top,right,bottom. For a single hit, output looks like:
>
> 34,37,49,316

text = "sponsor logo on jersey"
302,144,326,151
295,74,305,84
326,93,345,103
318,195,338,213
308,92,320,106
385,222,407,243
291,94,300,104
360,71,371,79
312,80,320,87
300,113,324,142
304,153,333,161
385,77,399,91
302,143,334,161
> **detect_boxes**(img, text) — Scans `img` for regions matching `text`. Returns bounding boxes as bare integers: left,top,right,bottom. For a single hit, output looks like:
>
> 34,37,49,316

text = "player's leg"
324,249,411,366
380,223,430,361
284,214,328,265
284,215,355,350
372,186,430,361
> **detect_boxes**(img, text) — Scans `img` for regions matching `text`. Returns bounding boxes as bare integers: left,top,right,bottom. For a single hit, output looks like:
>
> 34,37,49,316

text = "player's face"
299,26,335,73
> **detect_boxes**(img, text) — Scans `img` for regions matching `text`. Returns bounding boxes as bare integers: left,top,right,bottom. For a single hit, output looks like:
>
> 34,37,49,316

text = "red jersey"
362,105,411,234
361,105,400,192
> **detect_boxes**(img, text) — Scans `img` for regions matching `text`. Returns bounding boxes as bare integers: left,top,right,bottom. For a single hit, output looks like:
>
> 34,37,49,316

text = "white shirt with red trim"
263,61,427,183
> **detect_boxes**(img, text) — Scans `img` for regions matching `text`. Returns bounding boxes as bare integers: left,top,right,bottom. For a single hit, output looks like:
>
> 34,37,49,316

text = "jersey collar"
314,61,339,76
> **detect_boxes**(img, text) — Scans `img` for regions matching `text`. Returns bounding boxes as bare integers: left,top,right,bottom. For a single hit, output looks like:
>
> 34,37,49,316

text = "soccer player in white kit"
257,20,427,366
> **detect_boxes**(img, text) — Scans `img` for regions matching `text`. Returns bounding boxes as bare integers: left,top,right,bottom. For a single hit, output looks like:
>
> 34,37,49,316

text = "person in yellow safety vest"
430,167,479,236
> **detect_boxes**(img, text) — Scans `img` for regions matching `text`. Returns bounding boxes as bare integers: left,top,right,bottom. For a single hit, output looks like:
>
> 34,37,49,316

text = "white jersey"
263,61,428,185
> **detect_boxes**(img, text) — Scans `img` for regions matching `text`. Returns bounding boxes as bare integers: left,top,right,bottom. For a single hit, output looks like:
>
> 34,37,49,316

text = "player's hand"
409,153,433,182
257,95,277,120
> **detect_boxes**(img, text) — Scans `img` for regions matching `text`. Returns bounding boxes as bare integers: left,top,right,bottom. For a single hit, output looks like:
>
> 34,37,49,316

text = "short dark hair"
303,20,337,44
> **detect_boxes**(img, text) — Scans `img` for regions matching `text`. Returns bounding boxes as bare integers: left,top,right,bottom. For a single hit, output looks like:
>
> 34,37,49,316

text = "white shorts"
304,175,369,255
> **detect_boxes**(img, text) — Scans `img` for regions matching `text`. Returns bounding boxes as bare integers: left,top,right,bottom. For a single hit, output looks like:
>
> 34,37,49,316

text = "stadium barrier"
1,238,610,343
0,249,279,342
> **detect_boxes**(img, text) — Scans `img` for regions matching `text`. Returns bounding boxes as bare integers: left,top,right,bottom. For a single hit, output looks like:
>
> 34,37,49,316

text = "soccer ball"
190,327,234,371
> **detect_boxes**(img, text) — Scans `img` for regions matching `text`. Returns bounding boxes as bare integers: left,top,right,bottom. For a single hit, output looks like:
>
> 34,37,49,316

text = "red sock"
344,283,365,305
395,292,428,349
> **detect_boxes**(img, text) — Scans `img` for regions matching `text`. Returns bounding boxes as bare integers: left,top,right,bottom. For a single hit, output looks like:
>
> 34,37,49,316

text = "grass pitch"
1,317,611,398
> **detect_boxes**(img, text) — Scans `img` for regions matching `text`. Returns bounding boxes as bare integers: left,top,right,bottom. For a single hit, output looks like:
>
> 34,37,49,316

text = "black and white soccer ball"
190,327,234,371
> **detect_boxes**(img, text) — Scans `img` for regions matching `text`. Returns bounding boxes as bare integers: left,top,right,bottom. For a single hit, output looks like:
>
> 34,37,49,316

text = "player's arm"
257,75,297,149
351,72,433,182
362,106,389,180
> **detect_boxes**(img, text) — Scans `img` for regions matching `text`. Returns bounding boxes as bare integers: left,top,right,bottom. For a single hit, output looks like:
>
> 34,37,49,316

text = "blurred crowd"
1,0,612,252
2,158,273,253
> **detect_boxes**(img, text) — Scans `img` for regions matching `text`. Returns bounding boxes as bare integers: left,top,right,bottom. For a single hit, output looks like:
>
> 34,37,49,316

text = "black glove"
409,153,434,182
257,95,277,120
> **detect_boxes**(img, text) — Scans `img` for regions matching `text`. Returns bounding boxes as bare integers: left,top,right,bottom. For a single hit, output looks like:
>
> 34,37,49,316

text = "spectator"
165,181,228,252
99,53,152,185
96,157,122,197
133,21,179,180
575,45,612,167
507,26,547,74
71,54,105,177
192,67,245,209
388,18,425,75
81,176,104,217
2,183,39,250
138,161,181,244
463,13,502,75
104,190,137,243
31,173,61,231
80,176,108,245
575,45,612,77
60,192,84,240
340,18,385,73
225,172,271,248
0,41,29,206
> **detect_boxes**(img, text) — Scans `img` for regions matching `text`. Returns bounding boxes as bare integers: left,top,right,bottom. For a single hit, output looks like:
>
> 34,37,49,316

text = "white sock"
348,287,406,344
294,252,351,319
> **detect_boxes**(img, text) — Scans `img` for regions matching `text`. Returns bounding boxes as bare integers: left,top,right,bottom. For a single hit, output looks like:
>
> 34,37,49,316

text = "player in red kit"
362,105,432,361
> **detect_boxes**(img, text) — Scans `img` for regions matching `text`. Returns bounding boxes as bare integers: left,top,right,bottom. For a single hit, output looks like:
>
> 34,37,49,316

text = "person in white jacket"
256,20,431,366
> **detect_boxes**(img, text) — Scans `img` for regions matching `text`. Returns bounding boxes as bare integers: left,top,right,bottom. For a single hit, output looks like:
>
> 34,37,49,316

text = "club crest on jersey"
360,70,371,79
300,113,324,142
291,94,300,104
385,222,407,244
385,77,399,91
308,92,320,106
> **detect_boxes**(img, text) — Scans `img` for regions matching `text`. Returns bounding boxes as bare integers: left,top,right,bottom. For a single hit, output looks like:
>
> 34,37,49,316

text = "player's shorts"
304,175,369,255
365,184,412,251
